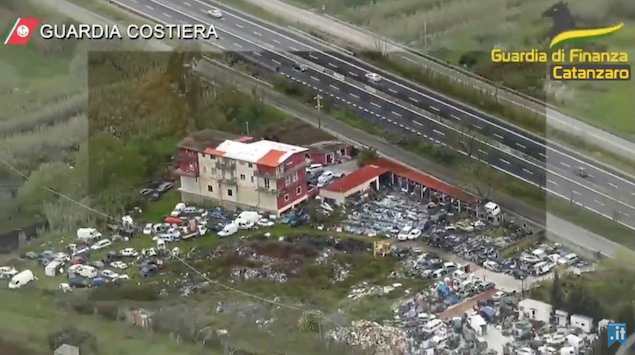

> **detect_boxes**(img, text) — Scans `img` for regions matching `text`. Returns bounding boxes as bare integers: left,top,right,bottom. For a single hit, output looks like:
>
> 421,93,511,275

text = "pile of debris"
329,320,407,355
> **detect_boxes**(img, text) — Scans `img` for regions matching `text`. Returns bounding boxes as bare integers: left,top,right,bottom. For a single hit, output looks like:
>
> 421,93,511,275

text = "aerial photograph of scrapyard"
1,0,634,353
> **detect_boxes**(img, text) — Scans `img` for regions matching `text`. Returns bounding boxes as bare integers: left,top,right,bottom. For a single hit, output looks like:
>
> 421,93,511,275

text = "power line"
0,158,344,328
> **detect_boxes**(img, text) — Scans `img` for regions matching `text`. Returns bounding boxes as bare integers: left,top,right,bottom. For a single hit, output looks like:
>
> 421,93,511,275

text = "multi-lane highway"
111,0,635,229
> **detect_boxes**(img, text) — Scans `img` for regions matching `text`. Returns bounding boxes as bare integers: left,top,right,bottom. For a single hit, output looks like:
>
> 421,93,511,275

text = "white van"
235,211,261,225
9,270,36,289
558,253,578,265
397,226,411,241
77,265,97,279
218,223,238,237
76,228,101,240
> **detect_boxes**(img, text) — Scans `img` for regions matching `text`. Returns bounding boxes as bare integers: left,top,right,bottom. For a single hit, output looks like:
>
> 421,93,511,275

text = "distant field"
280,0,635,138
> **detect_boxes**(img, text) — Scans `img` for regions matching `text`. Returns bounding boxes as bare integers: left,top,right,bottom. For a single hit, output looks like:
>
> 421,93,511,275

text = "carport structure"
370,158,479,216
320,164,389,205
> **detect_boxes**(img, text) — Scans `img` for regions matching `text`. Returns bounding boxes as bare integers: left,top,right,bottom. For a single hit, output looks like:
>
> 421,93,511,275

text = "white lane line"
433,129,445,136
145,5,153,9
522,168,533,175
163,12,171,17
430,106,440,112
183,1,190,5
349,93,359,98
451,114,460,120
328,62,337,68
253,51,261,56
235,23,243,28
329,84,339,90
493,133,504,139
233,43,242,48
572,190,581,195
413,121,423,127
516,142,526,149
609,182,618,188
370,102,381,108
271,59,280,65
408,96,418,103
391,111,402,117
309,54,318,59
478,149,488,155
272,39,280,44
349,71,358,76
560,162,570,168
310,76,319,81
548,179,558,185
595,200,605,206
289,46,299,51
253,31,262,36
130,0,137,2
499,158,510,165
388,88,397,93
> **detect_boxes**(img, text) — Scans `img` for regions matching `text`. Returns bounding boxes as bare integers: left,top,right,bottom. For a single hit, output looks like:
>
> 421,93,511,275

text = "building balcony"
173,168,199,178
215,160,236,170
254,160,308,178
256,186,286,195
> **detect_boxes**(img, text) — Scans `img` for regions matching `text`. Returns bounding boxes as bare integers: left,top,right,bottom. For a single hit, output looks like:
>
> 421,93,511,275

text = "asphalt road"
240,0,635,162
110,0,635,229
158,0,635,202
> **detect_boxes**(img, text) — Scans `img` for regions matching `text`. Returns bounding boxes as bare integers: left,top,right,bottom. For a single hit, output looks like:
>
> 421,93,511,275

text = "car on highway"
365,72,382,82
207,9,222,18
575,167,588,178
294,63,309,72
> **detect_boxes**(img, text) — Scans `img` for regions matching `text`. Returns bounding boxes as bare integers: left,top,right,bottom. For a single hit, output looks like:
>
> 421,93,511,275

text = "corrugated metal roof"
323,165,388,193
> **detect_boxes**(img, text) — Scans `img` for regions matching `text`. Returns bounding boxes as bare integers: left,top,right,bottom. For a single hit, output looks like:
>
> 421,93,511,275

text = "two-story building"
175,130,309,215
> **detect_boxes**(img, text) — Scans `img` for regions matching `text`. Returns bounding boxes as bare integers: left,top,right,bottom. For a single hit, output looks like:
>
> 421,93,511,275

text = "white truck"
77,228,102,240
235,211,260,229
9,270,36,289
77,265,97,279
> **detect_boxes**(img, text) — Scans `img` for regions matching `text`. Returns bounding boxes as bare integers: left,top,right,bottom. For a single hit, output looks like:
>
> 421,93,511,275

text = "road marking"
430,106,439,112
271,59,280,65
349,93,359,98
309,54,318,59
451,114,460,120
289,46,299,51
388,88,397,93
253,31,262,36
522,168,533,175
572,190,581,195
595,200,605,206
413,120,423,127
516,143,526,149
310,76,319,81
560,162,570,168
163,12,171,18
609,182,618,188
184,1,190,5
272,39,280,44
370,102,381,108
408,96,418,103
499,158,510,165
130,0,137,2
548,179,558,186
235,23,243,28
328,62,337,68
392,111,402,117
253,51,261,56
233,43,242,48
348,71,358,76
433,129,444,136
493,133,504,139
473,124,483,130
329,84,339,90
478,149,488,155
145,5,153,9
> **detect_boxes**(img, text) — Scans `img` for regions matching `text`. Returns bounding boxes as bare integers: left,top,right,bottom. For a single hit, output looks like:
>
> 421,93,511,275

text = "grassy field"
270,0,635,138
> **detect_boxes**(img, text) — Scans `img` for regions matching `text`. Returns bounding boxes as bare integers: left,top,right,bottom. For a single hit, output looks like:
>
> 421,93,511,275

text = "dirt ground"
272,119,334,146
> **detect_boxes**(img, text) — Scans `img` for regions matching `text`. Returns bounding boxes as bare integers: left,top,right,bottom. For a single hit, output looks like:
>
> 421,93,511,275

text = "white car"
101,269,119,278
143,223,153,235
119,248,139,257
0,266,18,278
365,72,382,82
482,260,499,271
110,261,128,269
520,254,540,263
407,229,422,240
142,248,157,256
207,9,222,18
90,239,112,250
257,218,274,227
491,290,506,301
316,171,335,188
116,274,129,280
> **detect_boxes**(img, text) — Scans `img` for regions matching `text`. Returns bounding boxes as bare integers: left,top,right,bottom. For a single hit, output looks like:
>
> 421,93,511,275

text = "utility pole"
315,94,323,129
423,21,427,48
245,121,250,135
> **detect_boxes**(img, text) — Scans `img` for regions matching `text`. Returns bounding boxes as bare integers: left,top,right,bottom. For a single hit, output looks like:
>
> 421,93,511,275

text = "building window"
202,166,207,173
264,178,271,189
210,155,215,160
240,174,245,180
248,163,253,168
207,185,213,192
285,175,291,186
250,176,254,183
227,189,233,197
211,168,217,175
284,194,289,201
296,186,302,195
239,161,245,165
292,171,298,182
